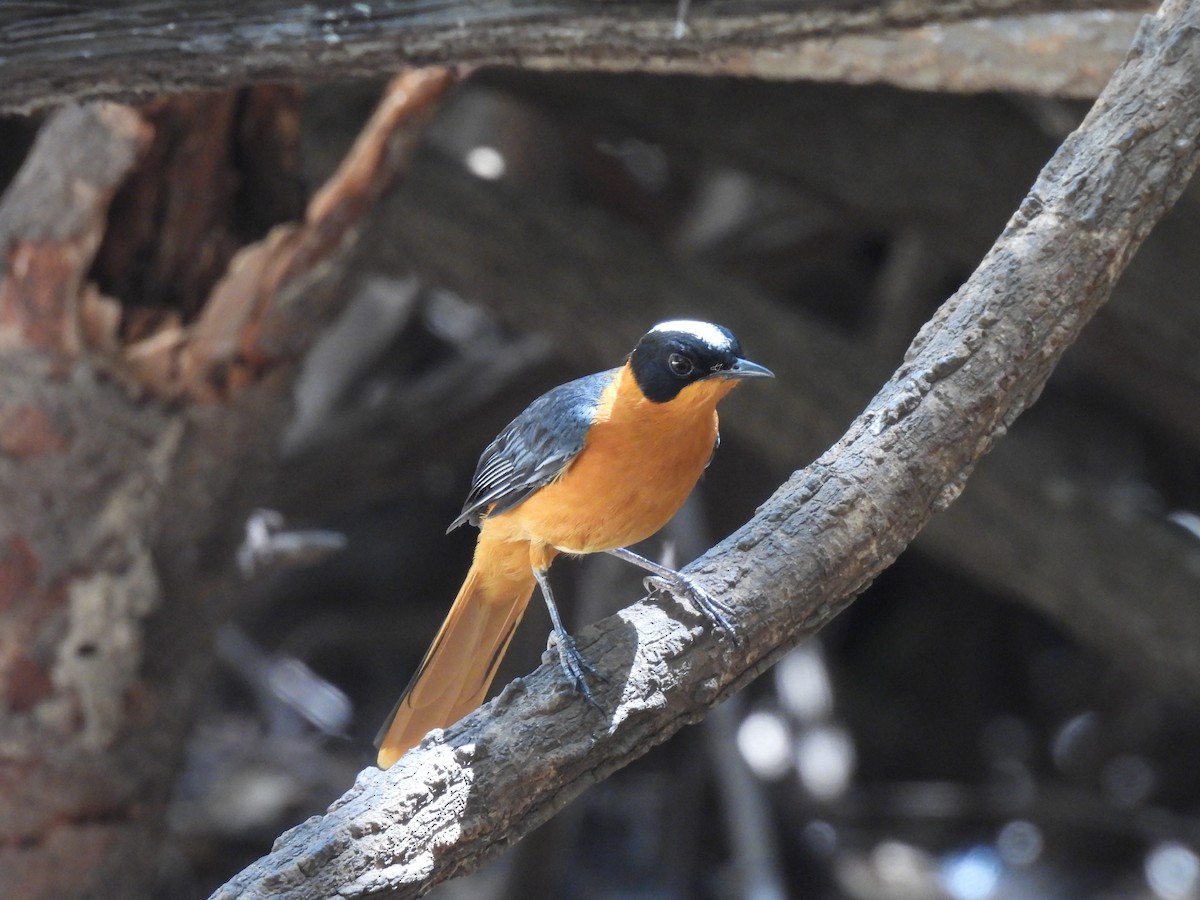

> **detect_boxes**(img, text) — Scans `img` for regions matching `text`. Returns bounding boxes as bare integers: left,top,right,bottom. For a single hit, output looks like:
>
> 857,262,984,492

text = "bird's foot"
551,631,606,711
644,573,738,642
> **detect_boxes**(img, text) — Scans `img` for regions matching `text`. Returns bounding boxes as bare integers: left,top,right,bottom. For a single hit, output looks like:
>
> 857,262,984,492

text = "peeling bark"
0,0,1153,115
0,105,153,355
0,69,457,899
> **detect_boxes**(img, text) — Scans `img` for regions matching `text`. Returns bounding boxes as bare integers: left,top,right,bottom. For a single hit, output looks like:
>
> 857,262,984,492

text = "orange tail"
376,533,537,768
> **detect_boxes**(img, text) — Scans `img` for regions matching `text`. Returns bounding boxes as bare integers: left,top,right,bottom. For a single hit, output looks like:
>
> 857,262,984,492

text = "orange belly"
481,368,734,554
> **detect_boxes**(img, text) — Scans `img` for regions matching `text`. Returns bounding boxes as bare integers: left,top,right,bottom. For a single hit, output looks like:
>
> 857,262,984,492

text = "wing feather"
447,369,616,532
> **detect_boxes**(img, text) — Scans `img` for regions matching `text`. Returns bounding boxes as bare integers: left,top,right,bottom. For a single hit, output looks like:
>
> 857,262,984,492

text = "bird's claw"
551,632,606,711
643,574,738,643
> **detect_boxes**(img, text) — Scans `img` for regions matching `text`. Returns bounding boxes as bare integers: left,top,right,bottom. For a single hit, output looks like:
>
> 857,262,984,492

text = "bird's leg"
606,546,738,641
532,566,605,711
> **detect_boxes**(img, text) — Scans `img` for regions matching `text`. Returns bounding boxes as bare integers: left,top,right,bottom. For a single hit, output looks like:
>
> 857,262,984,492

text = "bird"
375,320,772,768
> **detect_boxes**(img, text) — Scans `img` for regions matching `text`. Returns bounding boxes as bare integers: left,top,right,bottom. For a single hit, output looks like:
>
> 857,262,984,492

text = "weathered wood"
91,87,306,333
0,69,456,900
211,0,1200,895
0,0,1152,115
0,105,152,354
739,11,1141,97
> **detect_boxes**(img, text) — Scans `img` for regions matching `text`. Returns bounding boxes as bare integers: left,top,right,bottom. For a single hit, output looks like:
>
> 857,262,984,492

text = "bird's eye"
668,353,695,377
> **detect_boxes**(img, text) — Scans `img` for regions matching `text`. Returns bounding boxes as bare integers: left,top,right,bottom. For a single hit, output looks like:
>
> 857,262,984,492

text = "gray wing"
447,369,617,532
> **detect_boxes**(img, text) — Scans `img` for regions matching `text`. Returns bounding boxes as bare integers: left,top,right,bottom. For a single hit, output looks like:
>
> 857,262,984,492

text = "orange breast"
483,366,736,553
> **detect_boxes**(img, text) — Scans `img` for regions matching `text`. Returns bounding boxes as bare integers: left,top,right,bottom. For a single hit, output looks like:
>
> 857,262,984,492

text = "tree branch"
742,11,1142,97
0,0,1152,115
212,0,1200,896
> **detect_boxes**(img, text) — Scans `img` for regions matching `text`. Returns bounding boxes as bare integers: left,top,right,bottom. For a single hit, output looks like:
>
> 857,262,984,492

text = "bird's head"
628,320,773,405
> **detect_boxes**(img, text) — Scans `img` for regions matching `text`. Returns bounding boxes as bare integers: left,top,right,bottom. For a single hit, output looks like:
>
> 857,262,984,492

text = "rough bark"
0,68,456,899
212,0,1200,896
0,0,1152,115
737,11,1142,97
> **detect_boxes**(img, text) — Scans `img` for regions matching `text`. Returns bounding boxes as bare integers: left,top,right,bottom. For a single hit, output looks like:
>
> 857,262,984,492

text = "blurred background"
7,28,1200,898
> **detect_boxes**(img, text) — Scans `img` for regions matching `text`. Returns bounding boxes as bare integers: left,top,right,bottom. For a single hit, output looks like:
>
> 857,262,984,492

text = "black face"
629,322,745,403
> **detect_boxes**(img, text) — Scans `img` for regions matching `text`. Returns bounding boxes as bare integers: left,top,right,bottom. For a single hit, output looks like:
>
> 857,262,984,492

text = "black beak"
723,358,774,380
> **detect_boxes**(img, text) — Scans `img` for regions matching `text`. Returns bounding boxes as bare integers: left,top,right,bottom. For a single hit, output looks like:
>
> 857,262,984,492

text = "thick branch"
213,0,1200,896
0,0,1151,115
743,11,1141,97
